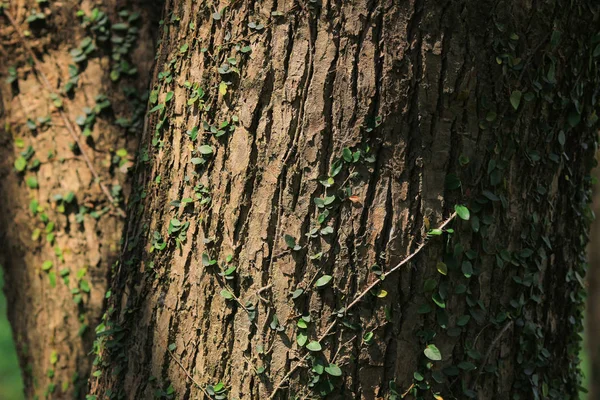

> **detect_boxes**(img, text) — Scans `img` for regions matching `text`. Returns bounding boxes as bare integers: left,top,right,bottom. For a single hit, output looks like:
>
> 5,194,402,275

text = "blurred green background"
0,270,24,400
581,324,590,400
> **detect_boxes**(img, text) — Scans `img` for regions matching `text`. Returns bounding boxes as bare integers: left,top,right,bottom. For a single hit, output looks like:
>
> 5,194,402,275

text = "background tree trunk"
80,0,598,399
0,1,154,398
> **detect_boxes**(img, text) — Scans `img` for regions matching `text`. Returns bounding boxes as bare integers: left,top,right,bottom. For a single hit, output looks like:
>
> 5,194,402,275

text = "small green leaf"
50,350,58,364
312,360,325,375
297,319,308,329
558,131,566,146
342,147,352,162
306,341,322,352
32,228,41,241
112,23,129,31
320,226,334,235
456,315,471,326
329,160,343,177
324,364,343,377
110,70,120,81
297,330,308,346
423,278,437,292
510,90,522,110
454,205,470,221
14,157,27,172
79,279,90,293
445,174,461,190
284,234,297,248
148,103,164,114
436,262,448,276
424,344,442,361
198,145,213,155
315,275,332,288
48,272,56,288
202,253,216,267
42,260,53,271
220,289,234,300
26,176,38,189
458,361,476,371
149,89,159,104
485,111,497,122
219,81,227,95
432,293,445,308
462,261,473,278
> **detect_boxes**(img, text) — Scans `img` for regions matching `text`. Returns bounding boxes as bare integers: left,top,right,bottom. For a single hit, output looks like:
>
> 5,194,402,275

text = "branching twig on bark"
471,320,514,390
268,212,458,399
168,350,213,399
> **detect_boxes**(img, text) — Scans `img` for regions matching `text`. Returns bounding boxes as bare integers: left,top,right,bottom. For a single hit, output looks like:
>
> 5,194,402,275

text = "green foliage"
0,270,24,399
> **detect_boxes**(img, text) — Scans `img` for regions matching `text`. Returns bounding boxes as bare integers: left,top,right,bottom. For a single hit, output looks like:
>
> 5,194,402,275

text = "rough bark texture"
80,0,597,399
0,1,154,398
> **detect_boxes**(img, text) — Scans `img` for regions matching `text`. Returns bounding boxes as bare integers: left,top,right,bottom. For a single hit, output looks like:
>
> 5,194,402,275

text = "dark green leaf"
510,90,522,110
445,174,461,190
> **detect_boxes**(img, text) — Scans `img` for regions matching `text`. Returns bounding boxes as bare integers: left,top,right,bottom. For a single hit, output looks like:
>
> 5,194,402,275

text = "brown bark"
84,1,599,399
0,1,154,398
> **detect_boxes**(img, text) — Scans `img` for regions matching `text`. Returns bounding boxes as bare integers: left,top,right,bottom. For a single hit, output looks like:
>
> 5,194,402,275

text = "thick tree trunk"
83,0,597,399
587,156,600,399
0,1,154,398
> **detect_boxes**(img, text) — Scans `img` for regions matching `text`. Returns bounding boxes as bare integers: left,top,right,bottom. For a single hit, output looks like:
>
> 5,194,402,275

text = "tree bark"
587,156,600,399
0,1,154,398
50,0,600,399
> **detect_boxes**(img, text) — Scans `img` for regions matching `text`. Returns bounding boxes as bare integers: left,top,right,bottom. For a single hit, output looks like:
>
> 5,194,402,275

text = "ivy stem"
471,319,514,390
346,211,457,311
167,349,213,399
268,211,458,399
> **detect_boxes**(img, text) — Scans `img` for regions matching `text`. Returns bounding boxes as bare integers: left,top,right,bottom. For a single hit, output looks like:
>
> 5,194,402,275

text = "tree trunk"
587,155,600,399
70,0,600,399
0,1,154,398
